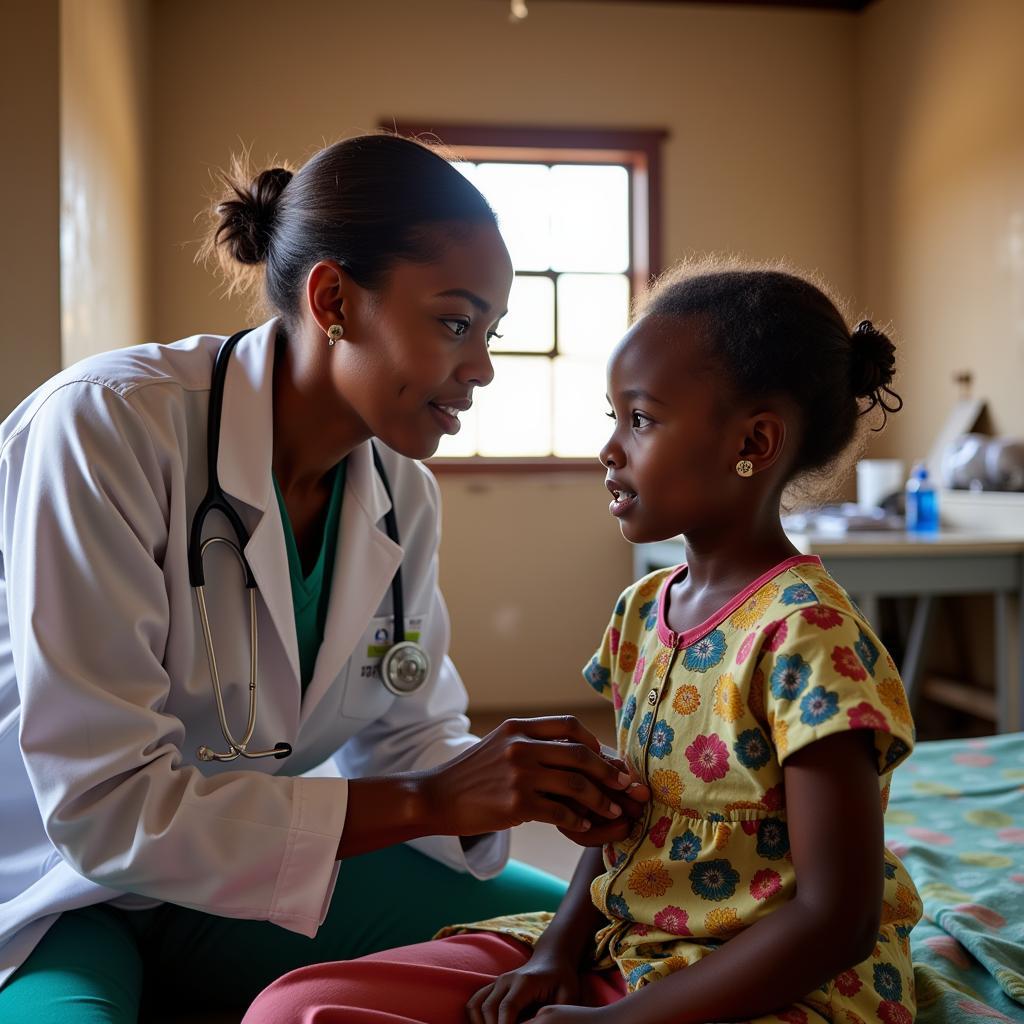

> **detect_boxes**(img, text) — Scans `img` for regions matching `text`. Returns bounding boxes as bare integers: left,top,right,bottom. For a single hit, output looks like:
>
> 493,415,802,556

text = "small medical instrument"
189,329,430,763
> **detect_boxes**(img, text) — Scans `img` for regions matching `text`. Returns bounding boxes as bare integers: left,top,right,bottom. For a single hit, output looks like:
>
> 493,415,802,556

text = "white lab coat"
0,319,507,989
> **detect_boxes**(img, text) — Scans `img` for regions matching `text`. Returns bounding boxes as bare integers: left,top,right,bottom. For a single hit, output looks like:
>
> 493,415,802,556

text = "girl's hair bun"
850,319,903,418
213,167,293,266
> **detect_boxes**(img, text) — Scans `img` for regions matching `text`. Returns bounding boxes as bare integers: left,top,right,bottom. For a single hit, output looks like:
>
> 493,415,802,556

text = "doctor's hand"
556,753,650,848
423,717,642,838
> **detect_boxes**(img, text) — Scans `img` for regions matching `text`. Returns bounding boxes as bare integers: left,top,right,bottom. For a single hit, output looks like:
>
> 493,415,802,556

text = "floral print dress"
440,555,922,1024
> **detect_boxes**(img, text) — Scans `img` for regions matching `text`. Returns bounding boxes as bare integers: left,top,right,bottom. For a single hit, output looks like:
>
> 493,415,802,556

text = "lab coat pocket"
340,613,426,720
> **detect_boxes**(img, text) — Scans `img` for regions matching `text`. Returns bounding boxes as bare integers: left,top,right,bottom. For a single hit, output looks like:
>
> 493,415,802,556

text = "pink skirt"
242,932,627,1024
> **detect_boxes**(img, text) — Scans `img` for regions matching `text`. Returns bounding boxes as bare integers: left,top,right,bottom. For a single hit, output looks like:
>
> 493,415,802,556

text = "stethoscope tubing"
193,539,266,763
190,329,289,761
371,444,406,641
190,328,429,763
188,330,255,591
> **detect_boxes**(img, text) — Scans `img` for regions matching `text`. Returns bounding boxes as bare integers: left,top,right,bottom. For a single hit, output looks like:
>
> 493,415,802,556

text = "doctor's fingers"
496,715,604,755
519,765,630,824
471,734,632,819
523,738,640,799
555,795,641,846
593,753,652,810
558,816,634,847
597,784,648,821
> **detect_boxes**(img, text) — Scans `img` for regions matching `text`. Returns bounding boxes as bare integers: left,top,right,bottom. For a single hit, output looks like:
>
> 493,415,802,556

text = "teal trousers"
0,846,567,1023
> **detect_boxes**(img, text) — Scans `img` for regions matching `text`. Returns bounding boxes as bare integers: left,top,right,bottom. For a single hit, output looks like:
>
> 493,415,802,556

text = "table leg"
995,592,1010,733
901,595,937,709
1015,566,1024,731
855,593,881,632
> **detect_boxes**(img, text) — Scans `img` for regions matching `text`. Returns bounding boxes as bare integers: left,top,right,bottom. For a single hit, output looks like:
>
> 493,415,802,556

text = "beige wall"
60,0,151,364
0,0,62,417
438,472,625,710
150,0,862,338
149,0,860,343
859,0,1024,465
147,0,861,709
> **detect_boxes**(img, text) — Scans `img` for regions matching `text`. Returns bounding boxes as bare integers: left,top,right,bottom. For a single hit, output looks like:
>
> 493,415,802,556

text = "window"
392,124,666,469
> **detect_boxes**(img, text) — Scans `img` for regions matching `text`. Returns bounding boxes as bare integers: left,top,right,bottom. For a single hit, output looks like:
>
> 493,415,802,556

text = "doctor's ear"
306,260,357,339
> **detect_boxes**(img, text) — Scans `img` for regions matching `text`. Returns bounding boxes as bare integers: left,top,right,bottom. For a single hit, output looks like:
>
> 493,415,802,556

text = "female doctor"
0,134,646,1023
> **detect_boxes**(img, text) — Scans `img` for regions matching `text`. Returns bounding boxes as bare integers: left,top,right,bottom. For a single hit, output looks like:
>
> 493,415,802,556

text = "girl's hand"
466,950,582,1024
523,1007,616,1023
424,717,637,836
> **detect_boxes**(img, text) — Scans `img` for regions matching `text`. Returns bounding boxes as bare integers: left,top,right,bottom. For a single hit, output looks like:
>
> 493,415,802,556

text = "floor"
467,706,616,881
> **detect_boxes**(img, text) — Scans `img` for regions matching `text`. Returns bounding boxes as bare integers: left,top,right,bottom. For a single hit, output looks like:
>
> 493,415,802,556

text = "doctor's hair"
638,257,902,488
201,133,497,328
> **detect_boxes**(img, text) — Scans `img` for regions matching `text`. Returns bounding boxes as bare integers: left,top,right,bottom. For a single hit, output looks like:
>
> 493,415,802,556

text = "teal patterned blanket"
885,731,1024,1022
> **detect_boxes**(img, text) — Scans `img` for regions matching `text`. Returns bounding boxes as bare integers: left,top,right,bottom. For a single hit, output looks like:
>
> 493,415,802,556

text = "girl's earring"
735,459,754,478
327,324,344,347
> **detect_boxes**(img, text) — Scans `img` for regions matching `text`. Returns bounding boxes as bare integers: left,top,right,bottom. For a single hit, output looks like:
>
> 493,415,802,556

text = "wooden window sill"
426,457,603,475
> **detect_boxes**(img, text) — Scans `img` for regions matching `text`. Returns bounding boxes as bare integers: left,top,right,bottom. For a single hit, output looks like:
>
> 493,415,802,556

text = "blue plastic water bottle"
905,462,939,532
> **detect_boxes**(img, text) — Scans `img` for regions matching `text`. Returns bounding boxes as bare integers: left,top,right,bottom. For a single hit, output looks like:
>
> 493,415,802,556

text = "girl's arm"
604,730,883,1024
534,846,610,960
467,846,608,1024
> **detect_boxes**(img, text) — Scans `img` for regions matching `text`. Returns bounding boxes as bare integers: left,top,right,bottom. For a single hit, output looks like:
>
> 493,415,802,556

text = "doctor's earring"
327,324,344,347
735,459,754,478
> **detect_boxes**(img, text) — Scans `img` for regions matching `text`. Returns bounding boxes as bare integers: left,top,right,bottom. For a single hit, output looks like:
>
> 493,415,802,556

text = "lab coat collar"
216,319,277,512
344,440,398,541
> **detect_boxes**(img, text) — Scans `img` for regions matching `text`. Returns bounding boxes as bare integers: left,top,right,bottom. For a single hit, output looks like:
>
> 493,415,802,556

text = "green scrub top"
272,460,347,691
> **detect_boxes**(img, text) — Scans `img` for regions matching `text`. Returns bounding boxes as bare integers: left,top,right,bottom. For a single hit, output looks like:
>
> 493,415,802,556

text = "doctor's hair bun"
849,320,902,417
213,166,294,266
200,133,497,329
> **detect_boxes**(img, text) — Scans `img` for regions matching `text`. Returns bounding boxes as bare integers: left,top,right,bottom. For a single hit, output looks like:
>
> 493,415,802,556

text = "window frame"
387,122,667,473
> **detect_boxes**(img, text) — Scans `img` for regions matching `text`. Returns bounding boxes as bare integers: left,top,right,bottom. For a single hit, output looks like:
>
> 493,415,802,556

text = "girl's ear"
737,410,788,474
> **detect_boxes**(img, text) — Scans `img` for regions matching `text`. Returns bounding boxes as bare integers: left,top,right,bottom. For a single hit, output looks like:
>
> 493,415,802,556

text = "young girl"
242,262,922,1024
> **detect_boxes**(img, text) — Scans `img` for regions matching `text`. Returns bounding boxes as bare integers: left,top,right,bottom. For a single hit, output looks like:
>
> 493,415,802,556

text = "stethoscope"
188,328,431,763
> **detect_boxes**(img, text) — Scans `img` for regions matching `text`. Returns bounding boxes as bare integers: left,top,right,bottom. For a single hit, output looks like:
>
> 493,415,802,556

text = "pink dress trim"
655,554,823,649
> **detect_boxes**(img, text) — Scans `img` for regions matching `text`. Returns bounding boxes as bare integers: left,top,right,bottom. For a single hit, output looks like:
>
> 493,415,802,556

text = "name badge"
358,616,424,678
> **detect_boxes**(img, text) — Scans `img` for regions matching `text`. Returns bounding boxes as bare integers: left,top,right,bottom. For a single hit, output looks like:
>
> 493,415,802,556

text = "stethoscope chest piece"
381,641,430,696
